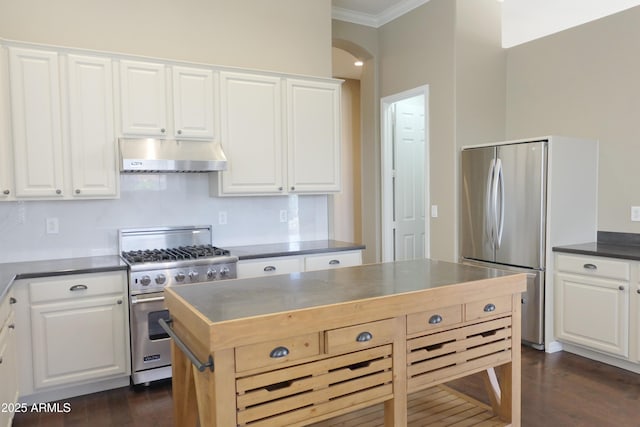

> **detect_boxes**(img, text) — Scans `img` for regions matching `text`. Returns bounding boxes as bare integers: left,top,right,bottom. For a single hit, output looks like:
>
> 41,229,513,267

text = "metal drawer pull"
356,331,373,342
158,318,214,372
483,303,496,313
9,297,16,304
329,259,340,265
264,265,276,272
637,289,640,294
428,314,443,324
8,324,15,329
583,263,597,270
269,346,290,358
69,284,88,291
618,285,625,291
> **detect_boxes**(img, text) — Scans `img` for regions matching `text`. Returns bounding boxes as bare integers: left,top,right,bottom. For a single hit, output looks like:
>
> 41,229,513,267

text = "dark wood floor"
13,347,640,426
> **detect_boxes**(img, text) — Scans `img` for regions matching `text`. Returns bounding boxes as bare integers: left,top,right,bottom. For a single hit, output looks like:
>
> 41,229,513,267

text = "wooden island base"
164,260,526,427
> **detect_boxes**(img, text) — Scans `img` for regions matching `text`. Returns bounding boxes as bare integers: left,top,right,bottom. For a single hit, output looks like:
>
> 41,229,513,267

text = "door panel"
495,141,547,269
460,146,496,262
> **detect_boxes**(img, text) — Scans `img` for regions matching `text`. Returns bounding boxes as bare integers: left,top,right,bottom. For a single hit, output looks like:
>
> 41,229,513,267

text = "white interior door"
393,97,425,261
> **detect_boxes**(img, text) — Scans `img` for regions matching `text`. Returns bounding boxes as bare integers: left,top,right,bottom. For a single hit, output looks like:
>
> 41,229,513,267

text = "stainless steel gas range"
119,225,237,385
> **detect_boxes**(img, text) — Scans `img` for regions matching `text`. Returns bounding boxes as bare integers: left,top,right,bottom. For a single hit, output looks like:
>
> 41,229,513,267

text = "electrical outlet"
631,206,640,222
45,217,59,234
218,211,227,225
17,201,26,224
431,205,438,218
279,210,287,223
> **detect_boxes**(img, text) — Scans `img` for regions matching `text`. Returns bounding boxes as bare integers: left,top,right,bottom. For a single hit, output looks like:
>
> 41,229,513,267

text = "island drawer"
236,344,393,426
29,272,124,303
235,332,321,372
407,305,462,335
464,294,512,321
407,316,513,393
325,318,394,354
556,254,629,280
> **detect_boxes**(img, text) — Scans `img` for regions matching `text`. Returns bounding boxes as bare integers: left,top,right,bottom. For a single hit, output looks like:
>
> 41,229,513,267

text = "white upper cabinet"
0,46,13,200
286,79,341,193
119,60,216,140
119,59,168,137
172,66,216,139
7,46,119,200
216,71,284,194
9,47,65,198
67,54,118,198
213,74,342,196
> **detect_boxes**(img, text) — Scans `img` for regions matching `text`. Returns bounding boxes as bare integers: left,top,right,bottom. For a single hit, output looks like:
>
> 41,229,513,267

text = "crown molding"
332,0,431,28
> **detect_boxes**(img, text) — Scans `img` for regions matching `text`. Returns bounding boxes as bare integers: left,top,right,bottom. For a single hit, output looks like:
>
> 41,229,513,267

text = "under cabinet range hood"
119,138,228,173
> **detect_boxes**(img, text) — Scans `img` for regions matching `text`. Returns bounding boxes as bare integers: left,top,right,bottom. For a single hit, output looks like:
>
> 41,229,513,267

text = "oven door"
130,292,172,375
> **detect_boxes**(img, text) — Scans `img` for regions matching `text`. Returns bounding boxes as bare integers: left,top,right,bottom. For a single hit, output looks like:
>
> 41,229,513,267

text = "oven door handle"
158,318,214,372
130,295,165,305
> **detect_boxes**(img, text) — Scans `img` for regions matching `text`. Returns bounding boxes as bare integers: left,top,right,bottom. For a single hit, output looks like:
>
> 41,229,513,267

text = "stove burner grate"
121,244,230,264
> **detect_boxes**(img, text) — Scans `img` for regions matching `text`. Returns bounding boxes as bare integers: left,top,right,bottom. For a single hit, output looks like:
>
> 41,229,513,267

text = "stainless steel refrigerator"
461,140,548,349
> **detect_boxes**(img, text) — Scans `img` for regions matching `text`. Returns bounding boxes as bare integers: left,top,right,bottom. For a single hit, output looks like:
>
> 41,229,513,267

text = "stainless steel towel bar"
158,318,214,372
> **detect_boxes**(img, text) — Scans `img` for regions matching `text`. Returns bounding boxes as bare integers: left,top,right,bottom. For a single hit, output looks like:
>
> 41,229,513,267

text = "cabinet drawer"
237,257,301,279
304,251,362,272
407,305,462,335
235,332,321,372
29,271,125,303
0,291,14,328
465,295,512,321
556,254,629,280
325,319,394,355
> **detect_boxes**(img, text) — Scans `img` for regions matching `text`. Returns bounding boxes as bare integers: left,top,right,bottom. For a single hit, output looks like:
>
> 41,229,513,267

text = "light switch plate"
45,217,59,234
632,206,640,222
218,211,227,225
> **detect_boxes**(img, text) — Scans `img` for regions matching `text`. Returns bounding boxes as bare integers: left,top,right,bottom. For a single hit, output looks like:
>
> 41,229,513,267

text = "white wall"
0,175,328,262
502,0,640,48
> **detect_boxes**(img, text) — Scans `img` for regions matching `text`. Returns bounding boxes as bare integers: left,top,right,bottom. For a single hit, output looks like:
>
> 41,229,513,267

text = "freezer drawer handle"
69,284,88,291
583,263,598,271
158,318,214,372
269,346,290,358
428,314,443,324
356,331,373,342
329,259,341,265
483,303,496,313
264,265,276,272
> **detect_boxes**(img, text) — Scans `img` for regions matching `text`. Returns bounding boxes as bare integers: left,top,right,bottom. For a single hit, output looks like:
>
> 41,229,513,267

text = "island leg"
171,339,199,427
384,316,407,426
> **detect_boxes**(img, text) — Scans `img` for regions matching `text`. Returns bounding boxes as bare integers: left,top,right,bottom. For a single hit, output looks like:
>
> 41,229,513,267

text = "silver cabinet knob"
75,189,81,194
2,189,9,195
56,189,62,195
160,128,166,133
278,186,283,191
290,186,295,191
618,285,625,291
116,299,123,305
177,129,182,135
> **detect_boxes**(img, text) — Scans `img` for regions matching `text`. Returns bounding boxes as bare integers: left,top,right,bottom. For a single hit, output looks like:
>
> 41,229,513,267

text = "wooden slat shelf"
310,385,506,427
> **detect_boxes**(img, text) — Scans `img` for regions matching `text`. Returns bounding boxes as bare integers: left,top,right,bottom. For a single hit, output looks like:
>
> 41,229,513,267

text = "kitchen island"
163,259,526,426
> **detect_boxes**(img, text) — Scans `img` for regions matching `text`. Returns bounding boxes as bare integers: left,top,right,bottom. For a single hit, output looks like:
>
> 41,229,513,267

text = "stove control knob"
189,271,199,281
140,275,151,286
155,274,166,285
219,266,230,278
207,269,217,280
175,272,186,282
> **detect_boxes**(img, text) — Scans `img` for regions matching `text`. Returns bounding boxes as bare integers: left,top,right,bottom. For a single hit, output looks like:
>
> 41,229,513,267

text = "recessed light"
354,60,363,67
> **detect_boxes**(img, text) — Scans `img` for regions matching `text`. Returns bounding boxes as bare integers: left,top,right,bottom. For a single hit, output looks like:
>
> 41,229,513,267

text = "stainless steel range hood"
119,138,228,173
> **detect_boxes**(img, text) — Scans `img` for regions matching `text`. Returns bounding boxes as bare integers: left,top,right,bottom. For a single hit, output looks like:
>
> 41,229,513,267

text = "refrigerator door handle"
485,158,496,247
495,158,505,248
490,158,501,248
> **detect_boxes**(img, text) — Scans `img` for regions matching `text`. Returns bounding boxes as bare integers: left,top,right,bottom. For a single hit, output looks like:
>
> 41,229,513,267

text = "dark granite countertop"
168,258,515,324
0,256,127,300
552,231,640,261
226,240,365,261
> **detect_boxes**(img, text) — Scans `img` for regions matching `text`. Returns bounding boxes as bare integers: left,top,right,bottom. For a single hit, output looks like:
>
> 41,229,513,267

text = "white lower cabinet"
0,290,18,427
635,282,640,363
237,250,363,279
14,270,130,400
555,254,630,357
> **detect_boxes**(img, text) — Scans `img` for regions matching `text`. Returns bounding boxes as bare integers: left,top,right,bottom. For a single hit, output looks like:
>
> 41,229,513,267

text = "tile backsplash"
0,174,328,262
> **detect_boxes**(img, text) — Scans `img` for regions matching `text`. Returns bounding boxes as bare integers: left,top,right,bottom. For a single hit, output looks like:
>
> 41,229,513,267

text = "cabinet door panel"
119,60,167,136
67,54,117,197
9,47,64,198
287,79,340,193
30,295,127,389
173,66,215,139
219,72,283,194
0,47,13,200
555,272,629,356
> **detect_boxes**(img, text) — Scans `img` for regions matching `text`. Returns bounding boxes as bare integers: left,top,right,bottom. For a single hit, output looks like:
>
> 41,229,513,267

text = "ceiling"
332,0,430,28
